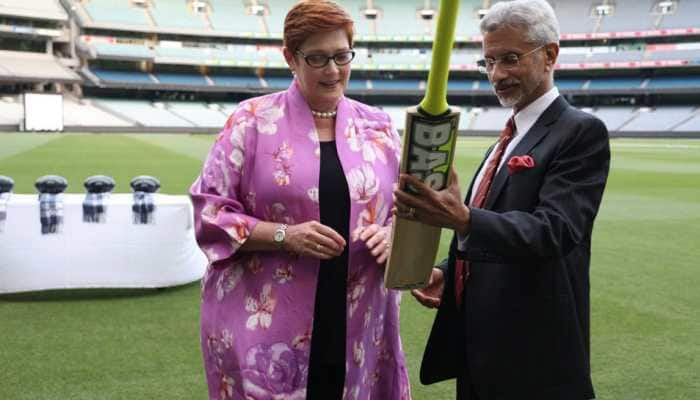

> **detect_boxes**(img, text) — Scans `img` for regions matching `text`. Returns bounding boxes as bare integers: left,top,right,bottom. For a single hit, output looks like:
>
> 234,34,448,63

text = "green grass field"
1,133,698,399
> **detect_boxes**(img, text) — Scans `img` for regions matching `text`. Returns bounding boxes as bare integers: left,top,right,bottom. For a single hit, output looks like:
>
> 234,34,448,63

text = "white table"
0,194,207,294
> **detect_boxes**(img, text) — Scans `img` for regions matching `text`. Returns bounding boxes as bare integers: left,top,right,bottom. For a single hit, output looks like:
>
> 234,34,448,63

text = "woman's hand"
357,224,392,265
284,221,346,259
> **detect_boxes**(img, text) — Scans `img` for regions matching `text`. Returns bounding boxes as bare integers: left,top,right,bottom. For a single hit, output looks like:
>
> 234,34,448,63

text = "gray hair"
480,0,560,46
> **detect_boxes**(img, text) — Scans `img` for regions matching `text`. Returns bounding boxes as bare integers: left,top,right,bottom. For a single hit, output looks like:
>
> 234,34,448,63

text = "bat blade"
384,0,461,290
384,106,460,290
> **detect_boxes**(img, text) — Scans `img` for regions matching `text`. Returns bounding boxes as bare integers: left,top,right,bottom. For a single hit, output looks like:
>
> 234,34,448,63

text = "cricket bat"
384,0,460,290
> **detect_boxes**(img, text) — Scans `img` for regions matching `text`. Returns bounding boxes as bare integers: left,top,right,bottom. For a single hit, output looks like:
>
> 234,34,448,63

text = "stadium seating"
647,76,700,89
210,75,261,88
591,107,637,131
623,107,696,132
371,79,422,91
456,0,483,37
83,0,150,27
95,100,195,127
645,49,700,62
0,0,67,21
63,98,133,128
265,0,296,36
597,0,656,32
265,76,293,90
447,80,479,92
587,78,643,90
219,103,239,116
470,107,513,132
150,0,208,30
587,50,643,63
92,69,155,84
165,103,228,128
550,0,598,34
658,1,700,29
555,79,586,90
673,112,700,132
94,43,154,59
71,0,700,38
154,73,209,86
0,50,80,82
208,0,260,34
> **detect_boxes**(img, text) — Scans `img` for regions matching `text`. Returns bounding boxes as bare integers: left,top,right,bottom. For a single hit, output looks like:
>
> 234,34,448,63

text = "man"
393,1,610,399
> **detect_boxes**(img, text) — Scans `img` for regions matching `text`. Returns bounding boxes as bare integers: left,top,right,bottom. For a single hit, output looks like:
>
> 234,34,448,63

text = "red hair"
283,0,354,52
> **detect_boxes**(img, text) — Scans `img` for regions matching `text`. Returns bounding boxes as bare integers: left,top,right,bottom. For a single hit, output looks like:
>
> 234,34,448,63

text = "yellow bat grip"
419,0,460,116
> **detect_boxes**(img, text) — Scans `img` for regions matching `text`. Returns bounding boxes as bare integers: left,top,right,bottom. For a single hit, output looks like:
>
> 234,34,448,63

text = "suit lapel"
483,96,570,210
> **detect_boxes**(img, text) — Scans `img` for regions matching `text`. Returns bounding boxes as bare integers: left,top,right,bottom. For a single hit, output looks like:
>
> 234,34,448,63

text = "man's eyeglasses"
295,49,356,68
476,45,545,74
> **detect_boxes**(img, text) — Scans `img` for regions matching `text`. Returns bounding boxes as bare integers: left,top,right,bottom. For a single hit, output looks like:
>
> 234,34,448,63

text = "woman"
190,1,411,399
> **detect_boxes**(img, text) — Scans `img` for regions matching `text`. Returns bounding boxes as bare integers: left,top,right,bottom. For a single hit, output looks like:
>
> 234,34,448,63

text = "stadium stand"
623,107,697,132
597,0,656,33
150,0,208,30
82,0,151,27
591,107,638,131
550,0,598,34
95,99,195,128
93,43,155,60
587,78,644,91
470,107,514,132
647,76,700,90
456,0,483,38
91,69,155,84
673,113,700,132
659,0,700,29
207,0,259,34
62,97,133,128
165,102,228,128
0,0,67,20
0,50,80,83
1,0,699,137
154,72,209,86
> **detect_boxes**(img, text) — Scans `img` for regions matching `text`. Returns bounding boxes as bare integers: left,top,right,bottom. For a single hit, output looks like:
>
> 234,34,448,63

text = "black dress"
306,140,350,400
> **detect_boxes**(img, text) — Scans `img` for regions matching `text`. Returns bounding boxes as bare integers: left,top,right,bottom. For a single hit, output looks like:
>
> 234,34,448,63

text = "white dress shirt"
457,87,560,251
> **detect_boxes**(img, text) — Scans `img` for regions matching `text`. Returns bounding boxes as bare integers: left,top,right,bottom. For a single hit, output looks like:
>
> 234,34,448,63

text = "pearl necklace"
310,109,337,119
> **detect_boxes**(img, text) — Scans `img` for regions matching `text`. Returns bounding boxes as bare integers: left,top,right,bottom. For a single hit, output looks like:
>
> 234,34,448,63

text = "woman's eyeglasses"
295,49,356,68
476,45,545,74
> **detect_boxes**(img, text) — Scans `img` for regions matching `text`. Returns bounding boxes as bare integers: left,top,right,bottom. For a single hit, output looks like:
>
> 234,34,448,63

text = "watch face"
274,230,285,242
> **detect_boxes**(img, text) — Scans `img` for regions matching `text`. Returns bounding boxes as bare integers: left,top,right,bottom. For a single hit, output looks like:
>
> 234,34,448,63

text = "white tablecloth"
0,193,207,294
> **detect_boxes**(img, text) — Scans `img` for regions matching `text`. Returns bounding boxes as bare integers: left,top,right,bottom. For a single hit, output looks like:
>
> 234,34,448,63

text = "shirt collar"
512,86,559,135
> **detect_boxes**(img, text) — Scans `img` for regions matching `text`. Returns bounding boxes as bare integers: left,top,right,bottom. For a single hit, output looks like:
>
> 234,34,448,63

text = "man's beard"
492,78,523,108
496,91,522,107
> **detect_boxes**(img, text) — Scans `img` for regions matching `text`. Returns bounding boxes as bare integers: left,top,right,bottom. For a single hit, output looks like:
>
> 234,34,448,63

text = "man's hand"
411,268,445,308
392,168,470,235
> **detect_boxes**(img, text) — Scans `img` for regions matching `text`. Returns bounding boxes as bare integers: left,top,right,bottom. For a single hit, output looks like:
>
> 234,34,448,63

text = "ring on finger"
407,207,416,218
315,243,322,252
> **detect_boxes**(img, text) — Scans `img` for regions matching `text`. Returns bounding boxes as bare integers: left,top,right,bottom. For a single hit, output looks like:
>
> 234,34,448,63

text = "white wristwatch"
273,224,288,248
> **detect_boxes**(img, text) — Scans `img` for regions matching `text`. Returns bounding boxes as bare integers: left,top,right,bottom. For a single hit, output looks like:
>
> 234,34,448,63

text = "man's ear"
544,43,559,72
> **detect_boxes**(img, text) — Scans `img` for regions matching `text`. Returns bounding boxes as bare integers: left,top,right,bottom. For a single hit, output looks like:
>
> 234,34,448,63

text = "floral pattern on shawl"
241,342,308,400
345,117,400,165
191,82,411,400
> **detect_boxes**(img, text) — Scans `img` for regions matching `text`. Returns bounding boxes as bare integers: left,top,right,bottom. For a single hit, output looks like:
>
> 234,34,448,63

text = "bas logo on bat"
405,111,459,193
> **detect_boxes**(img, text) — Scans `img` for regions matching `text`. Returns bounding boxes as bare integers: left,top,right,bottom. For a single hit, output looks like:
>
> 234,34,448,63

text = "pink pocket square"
507,155,535,175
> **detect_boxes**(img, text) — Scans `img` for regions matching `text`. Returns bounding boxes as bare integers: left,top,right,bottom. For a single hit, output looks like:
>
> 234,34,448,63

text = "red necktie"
455,117,515,308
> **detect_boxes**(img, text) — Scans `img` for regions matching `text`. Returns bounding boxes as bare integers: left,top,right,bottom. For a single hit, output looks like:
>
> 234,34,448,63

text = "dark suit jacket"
420,96,610,400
